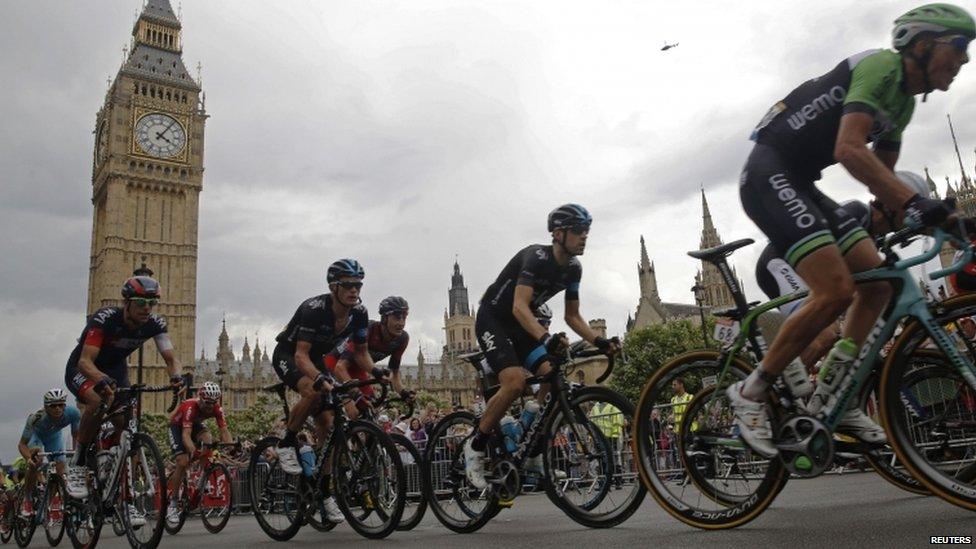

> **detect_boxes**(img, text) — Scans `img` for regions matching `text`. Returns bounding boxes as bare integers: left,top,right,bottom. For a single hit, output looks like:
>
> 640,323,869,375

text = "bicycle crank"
776,415,833,478
488,459,520,506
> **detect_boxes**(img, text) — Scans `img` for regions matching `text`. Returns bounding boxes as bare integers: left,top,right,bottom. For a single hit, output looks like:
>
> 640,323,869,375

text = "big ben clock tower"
89,0,206,413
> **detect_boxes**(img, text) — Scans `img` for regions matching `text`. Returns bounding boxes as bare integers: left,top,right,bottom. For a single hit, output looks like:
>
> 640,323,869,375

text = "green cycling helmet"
892,3,975,49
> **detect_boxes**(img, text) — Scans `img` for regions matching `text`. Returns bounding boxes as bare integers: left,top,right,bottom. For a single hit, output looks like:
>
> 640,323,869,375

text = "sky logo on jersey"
786,85,846,130
480,331,497,352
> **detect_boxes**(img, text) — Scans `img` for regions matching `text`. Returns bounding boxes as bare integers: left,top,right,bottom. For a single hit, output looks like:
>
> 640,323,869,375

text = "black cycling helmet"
121,276,161,299
379,296,409,316
327,259,365,284
547,203,593,232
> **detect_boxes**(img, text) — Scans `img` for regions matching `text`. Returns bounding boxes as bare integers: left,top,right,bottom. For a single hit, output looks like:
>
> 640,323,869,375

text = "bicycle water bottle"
500,416,521,453
299,444,315,477
782,358,814,398
519,400,540,431
807,338,858,415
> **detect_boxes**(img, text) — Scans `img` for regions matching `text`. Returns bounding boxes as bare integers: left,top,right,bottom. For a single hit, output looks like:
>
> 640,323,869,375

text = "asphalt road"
89,472,973,549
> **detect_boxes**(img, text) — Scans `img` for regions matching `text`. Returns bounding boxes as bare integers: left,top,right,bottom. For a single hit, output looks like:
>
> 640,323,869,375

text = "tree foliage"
610,319,715,403
414,391,449,414
225,393,282,442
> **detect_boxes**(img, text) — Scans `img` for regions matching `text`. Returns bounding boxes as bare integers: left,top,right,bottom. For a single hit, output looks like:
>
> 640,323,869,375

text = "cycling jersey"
273,293,368,391
751,49,915,181
22,407,80,441
327,321,409,371
169,398,227,429
755,200,872,315
64,307,170,397
480,244,582,318
476,244,581,373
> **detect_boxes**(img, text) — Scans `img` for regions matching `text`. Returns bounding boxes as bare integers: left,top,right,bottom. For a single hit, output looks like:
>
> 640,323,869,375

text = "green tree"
610,319,715,403
139,413,172,454
225,393,281,442
414,391,449,415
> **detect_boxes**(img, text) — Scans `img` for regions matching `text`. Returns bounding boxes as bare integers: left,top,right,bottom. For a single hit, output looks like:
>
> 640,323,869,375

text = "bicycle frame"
712,225,976,435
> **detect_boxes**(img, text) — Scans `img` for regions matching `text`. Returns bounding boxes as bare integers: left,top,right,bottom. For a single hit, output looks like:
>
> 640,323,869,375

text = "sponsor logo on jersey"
92,308,116,325
786,85,846,130
535,248,549,261
768,173,817,229
480,331,497,352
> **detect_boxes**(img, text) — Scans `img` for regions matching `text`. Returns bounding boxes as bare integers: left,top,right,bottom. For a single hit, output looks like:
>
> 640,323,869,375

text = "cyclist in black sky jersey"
731,4,974,457
463,204,622,489
271,259,378,484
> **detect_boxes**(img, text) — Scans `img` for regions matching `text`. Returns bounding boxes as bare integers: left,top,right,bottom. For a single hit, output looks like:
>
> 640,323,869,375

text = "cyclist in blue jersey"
731,4,974,457
16,388,80,517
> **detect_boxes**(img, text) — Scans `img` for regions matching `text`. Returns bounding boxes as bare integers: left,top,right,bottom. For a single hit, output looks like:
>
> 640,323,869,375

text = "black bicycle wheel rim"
248,437,305,541
13,490,36,548
120,433,166,549
390,434,427,531
45,474,66,546
332,421,405,539
162,474,187,535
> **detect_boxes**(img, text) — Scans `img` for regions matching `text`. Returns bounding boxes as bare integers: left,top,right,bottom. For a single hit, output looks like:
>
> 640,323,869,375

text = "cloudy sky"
1,0,975,460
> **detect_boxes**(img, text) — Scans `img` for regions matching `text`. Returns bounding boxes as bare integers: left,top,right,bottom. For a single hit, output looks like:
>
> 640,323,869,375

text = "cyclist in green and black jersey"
731,3,974,457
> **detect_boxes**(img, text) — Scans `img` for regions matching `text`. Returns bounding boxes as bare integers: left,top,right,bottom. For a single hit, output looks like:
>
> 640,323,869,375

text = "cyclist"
325,295,413,420
755,171,932,369
16,388,80,517
165,381,233,526
270,258,375,514
732,4,973,457
64,276,184,498
464,204,621,489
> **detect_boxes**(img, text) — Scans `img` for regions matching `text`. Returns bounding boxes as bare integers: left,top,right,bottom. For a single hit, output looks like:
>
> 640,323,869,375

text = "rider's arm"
512,285,547,341
293,341,321,380
181,425,196,455
155,334,182,379
389,335,408,394
564,298,599,344
17,437,32,462
351,343,377,374
874,148,899,171
77,344,109,383
834,112,913,211
218,426,233,444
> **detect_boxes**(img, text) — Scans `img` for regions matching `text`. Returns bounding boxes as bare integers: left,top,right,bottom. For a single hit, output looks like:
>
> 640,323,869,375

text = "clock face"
133,113,186,159
95,120,108,165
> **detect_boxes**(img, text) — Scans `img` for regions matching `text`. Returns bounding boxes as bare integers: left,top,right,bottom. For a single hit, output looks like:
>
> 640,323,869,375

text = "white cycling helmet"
199,381,221,403
44,388,67,405
534,303,553,324
895,171,931,198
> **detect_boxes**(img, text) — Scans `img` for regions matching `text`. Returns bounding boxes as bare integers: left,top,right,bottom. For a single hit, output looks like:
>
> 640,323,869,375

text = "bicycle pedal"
497,498,515,508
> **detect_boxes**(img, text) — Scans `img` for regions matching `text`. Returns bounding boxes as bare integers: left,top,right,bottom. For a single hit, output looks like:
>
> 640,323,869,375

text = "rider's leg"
475,366,526,444
741,245,854,399
839,238,891,344
282,377,319,445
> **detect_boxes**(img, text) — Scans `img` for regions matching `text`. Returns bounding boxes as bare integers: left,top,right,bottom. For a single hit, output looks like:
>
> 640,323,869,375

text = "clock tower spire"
88,0,206,413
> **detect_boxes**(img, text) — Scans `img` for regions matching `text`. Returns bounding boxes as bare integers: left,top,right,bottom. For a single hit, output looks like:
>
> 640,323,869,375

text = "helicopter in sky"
661,41,679,51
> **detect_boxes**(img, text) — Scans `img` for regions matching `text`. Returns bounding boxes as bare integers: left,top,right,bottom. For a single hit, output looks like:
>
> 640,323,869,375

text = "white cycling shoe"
66,465,90,499
726,382,779,458
463,438,488,490
276,446,303,475
837,408,887,444
323,496,345,523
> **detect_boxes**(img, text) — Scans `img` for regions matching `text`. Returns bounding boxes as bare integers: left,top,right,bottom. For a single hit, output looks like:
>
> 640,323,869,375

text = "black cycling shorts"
740,143,869,267
475,308,549,374
168,423,206,457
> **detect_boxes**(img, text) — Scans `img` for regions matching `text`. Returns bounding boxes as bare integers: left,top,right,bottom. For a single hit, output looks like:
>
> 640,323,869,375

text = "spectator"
378,414,393,434
408,418,427,450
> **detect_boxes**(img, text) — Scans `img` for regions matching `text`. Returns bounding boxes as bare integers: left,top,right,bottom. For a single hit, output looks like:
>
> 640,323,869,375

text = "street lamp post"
691,282,708,346
133,257,154,423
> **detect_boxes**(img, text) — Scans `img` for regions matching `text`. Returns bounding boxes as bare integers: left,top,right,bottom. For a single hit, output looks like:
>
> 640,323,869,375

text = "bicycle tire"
390,433,427,531
65,446,103,549
422,411,499,533
633,350,789,529
332,420,405,539
162,474,187,535
542,386,646,528
45,474,66,547
880,294,976,511
12,490,36,548
110,510,125,537
200,463,232,534
248,436,305,541
121,433,167,549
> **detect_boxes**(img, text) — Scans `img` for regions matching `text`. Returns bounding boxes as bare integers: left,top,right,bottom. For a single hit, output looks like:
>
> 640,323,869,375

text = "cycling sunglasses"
336,281,364,290
129,297,159,307
937,34,971,54
46,403,66,409
568,225,590,235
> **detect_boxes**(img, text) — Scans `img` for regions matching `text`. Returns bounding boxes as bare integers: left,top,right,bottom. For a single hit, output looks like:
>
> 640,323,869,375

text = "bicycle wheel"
1,503,12,544
859,364,928,496
422,411,498,533
633,350,789,529
120,433,166,549
881,294,976,511
542,386,646,528
200,463,232,534
248,437,305,541
162,474,187,535
302,486,337,533
110,509,125,537
65,452,102,549
45,475,66,546
332,420,405,539
390,434,427,531
12,490,36,548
